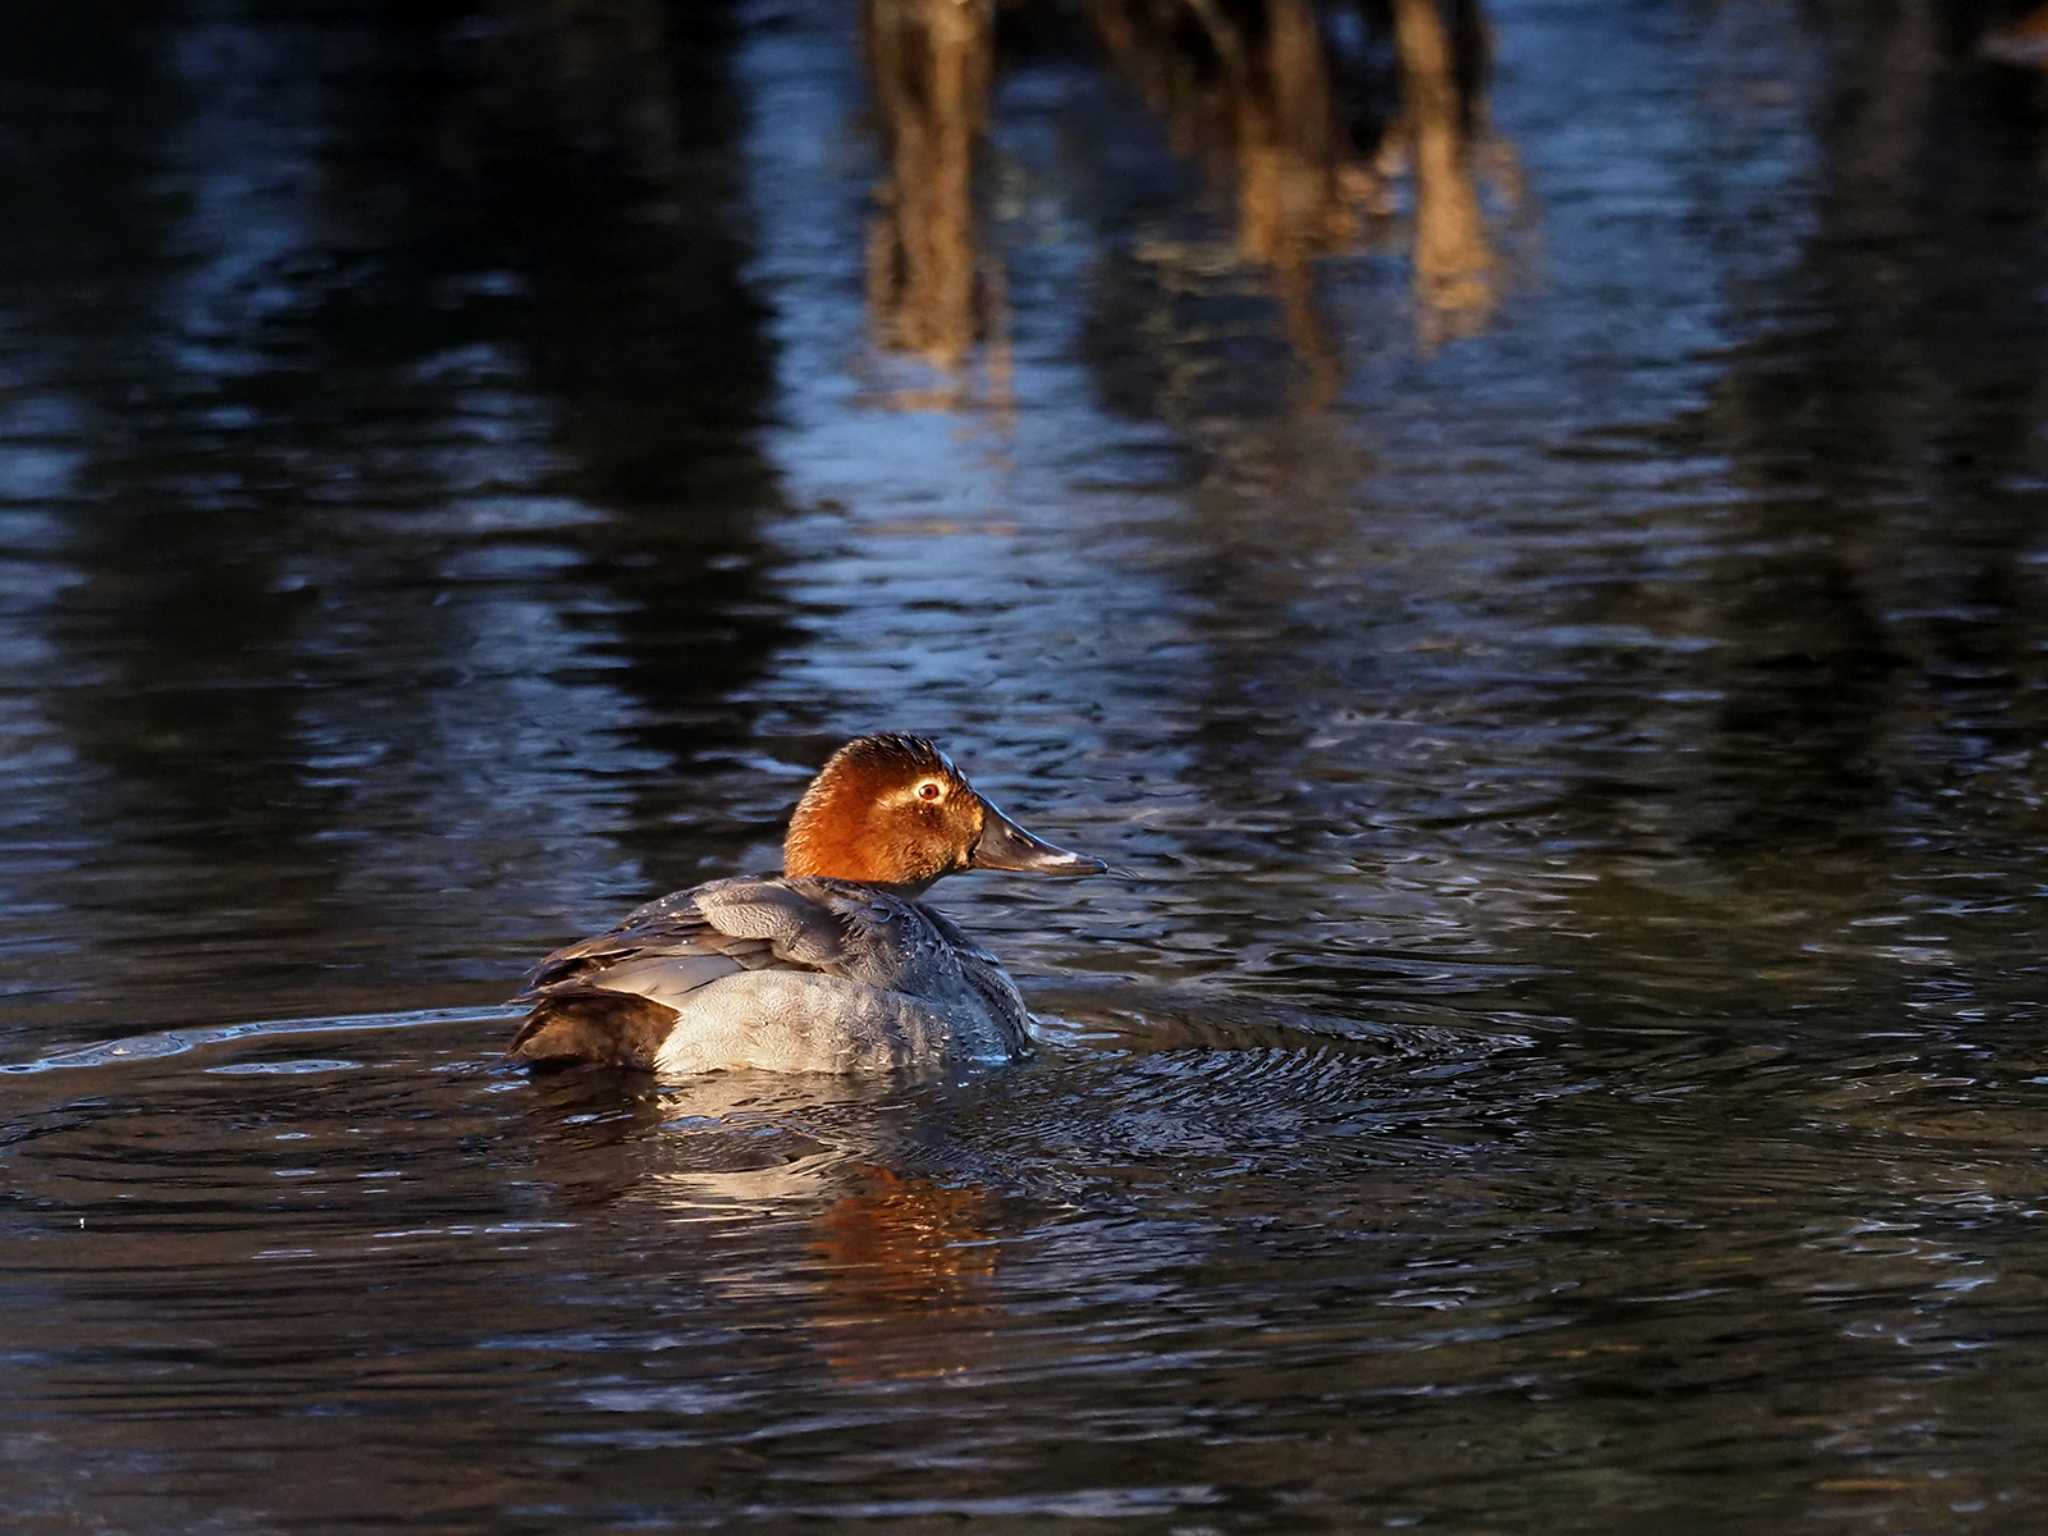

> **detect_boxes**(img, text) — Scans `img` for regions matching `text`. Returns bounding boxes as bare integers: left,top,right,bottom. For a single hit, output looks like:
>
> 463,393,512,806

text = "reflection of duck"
517,1069,1006,1381
510,735,1105,1075
636,1142,1002,1382
815,1164,995,1305
810,1165,998,1378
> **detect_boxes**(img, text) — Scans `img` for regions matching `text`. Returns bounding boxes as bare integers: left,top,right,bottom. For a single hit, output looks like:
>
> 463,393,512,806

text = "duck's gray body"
510,876,1032,1075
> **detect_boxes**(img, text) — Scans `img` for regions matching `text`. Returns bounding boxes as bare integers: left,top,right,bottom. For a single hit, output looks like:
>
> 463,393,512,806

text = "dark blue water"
3,1,2047,1529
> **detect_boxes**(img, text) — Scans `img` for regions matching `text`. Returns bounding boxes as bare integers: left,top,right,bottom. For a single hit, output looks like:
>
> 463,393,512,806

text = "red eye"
918,781,942,801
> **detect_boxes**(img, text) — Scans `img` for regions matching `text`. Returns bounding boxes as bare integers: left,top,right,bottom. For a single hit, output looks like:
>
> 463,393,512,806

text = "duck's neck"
782,825,939,895
781,853,938,901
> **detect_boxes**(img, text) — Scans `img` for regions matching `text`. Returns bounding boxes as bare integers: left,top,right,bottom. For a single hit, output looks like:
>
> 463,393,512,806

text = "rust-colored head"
782,733,1104,890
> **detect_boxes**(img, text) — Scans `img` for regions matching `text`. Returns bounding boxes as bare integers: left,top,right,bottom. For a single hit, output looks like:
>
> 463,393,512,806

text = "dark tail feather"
508,989,679,1071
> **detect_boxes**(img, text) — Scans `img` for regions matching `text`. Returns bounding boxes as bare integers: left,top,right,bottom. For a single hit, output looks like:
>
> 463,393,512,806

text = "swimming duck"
509,734,1105,1075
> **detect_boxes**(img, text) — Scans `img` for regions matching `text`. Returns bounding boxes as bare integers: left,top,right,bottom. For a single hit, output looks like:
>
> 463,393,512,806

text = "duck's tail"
507,989,680,1072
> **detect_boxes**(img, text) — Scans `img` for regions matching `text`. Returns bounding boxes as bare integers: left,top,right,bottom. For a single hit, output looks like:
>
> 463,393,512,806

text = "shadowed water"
3,1,2047,1530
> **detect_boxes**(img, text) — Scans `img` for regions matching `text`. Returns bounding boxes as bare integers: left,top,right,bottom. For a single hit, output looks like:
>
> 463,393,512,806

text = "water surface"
3,1,2047,1529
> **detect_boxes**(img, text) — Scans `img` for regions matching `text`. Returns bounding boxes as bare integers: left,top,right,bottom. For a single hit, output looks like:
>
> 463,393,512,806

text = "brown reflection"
862,0,1012,402
811,1165,998,1379
1088,0,1356,398
857,1,1511,403
1389,0,1495,345
1085,0,1503,386
1089,1,1363,263
545,1073,1005,1382
636,1157,1004,1382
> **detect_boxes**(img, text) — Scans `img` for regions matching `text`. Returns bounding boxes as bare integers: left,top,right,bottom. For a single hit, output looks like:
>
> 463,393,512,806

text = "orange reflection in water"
862,0,1013,409
1390,0,1496,346
810,1164,1000,1380
1090,0,1505,375
859,1,1515,397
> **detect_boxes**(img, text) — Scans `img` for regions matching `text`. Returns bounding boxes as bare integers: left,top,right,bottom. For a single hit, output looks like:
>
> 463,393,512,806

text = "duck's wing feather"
512,876,929,999
516,877,856,995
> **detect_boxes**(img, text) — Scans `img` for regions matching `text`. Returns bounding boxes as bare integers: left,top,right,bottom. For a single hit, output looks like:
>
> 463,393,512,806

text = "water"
3,0,2047,1529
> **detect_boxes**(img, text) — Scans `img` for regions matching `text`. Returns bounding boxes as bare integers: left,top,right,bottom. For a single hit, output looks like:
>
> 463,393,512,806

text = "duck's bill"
970,797,1107,876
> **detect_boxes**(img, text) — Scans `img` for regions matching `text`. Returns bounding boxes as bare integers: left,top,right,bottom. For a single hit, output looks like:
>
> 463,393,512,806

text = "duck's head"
783,733,1106,890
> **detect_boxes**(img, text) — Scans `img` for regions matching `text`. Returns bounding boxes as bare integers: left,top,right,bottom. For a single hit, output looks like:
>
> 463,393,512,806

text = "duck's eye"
917,780,944,802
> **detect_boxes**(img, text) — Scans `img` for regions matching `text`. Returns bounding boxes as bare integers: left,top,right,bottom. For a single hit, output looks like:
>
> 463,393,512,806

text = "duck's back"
509,876,1031,1075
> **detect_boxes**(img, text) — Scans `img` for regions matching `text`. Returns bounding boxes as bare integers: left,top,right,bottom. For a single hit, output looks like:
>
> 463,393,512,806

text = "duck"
509,733,1105,1075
